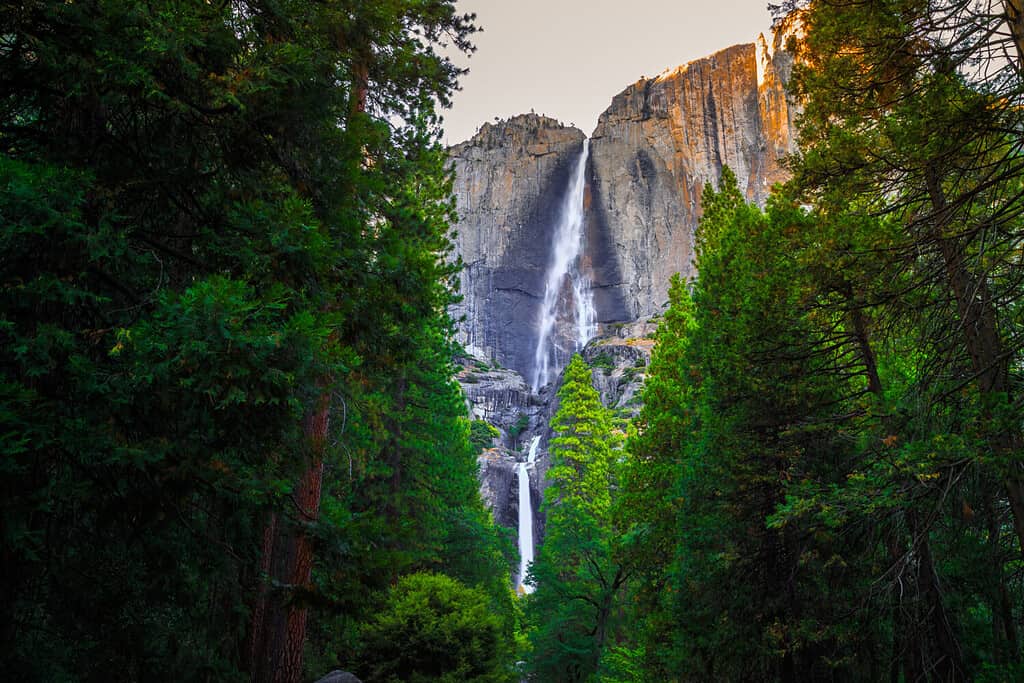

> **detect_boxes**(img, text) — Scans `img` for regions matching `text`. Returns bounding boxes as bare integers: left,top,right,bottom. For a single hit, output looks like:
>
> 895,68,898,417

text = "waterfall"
517,435,541,594
531,140,596,391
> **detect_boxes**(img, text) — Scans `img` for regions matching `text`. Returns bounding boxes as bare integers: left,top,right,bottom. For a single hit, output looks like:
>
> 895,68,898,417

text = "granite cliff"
588,28,798,318
450,23,801,578
449,115,586,379
451,26,798,376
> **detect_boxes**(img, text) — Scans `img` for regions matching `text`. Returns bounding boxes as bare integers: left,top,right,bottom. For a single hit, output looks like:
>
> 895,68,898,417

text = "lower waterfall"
517,435,541,594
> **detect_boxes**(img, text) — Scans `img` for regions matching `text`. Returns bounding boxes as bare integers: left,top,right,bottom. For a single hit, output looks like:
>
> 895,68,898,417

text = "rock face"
457,353,550,544
449,114,586,380
476,448,521,530
583,321,657,418
314,671,362,683
450,23,801,582
449,28,798,377
587,30,798,319
459,360,538,433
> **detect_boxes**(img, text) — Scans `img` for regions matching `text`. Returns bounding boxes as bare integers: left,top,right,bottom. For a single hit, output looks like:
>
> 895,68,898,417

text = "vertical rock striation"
449,24,802,566
449,114,586,379
587,28,798,319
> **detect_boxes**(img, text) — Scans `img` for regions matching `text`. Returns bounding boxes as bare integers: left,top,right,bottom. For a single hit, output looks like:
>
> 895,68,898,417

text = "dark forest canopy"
5,0,1024,681
1,1,516,681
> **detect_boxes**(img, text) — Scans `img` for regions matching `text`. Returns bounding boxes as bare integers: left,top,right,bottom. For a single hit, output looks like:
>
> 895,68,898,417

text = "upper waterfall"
531,140,595,391
449,37,798,375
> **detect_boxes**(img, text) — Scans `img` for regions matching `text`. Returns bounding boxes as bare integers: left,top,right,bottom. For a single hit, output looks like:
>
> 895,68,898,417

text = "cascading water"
531,140,596,391
517,435,541,594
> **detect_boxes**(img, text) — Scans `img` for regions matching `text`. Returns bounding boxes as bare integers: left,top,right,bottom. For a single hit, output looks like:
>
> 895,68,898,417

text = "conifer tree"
782,0,1024,676
526,355,628,681
0,2,513,680
622,170,888,679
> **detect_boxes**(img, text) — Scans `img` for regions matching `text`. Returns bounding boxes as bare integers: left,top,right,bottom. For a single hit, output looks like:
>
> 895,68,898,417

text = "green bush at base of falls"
355,573,514,683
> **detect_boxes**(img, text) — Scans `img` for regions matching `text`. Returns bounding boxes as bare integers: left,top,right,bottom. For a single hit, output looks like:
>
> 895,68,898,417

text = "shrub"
357,573,512,682
507,414,529,440
589,352,615,372
469,420,500,453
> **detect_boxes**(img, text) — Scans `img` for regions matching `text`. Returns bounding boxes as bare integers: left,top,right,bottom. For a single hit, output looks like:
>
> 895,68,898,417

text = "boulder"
314,671,361,683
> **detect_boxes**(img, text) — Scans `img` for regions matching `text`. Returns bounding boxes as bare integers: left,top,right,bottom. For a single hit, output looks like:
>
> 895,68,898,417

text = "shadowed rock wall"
449,114,585,379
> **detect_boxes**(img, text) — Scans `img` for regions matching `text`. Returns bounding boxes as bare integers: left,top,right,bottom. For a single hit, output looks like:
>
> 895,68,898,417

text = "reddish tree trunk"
247,392,329,683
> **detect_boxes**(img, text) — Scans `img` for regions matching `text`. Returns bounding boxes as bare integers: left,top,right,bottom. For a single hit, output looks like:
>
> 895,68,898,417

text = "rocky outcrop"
460,361,536,431
587,29,798,319
449,115,586,379
458,353,549,547
583,321,656,418
462,327,655,578
477,448,521,529
314,671,361,683
457,354,551,443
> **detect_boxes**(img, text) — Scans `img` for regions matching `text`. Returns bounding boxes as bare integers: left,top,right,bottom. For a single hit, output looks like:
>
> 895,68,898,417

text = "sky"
441,0,776,145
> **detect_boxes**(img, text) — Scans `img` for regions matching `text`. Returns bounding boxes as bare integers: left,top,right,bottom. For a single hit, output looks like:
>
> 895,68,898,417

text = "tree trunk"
924,166,1024,559
1006,0,1024,73
247,392,329,683
910,512,967,681
849,294,967,680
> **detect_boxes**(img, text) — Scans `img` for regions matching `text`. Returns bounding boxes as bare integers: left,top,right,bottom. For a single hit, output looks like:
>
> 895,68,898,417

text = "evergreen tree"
781,0,1024,676
526,355,629,681
0,2,514,681
623,170,890,679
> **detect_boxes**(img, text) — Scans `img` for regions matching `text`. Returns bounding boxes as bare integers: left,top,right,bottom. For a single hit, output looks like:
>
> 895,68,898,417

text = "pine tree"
622,170,887,679
0,2,510,680
526,355,628,681
783,0,1024,675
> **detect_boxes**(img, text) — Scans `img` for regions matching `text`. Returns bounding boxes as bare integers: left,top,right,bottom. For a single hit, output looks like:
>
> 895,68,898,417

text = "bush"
469,420,500,453
589,352,615,373
507,414,529,440
358,573,512,683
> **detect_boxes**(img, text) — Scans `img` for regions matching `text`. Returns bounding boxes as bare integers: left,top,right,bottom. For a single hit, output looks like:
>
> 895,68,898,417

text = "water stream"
531,140,596,391
518,139,596,595
517,435,541,594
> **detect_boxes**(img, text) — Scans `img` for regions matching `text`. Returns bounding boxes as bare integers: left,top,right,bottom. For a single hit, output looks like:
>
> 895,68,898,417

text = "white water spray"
517,435,541,594
531,140,596,391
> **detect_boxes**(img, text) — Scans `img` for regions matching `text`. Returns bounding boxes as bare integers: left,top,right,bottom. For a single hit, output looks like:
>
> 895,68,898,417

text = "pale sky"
441,0,776,145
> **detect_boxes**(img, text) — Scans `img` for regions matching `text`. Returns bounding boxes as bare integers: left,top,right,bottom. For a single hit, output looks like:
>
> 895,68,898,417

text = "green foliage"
507,413,529,440
469,419,501,453
547,356,617,517
620,171,894,679
589,351,615,372
357,573,513,683
0,1,516,680
779,0,1024,678
623,16,1024,667
525,355,629,682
